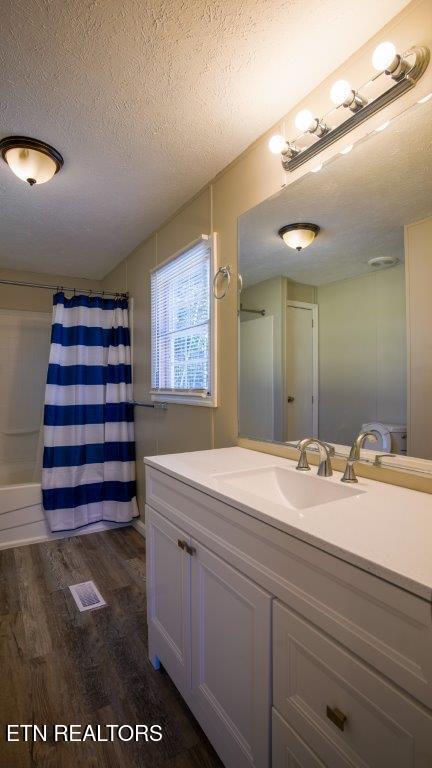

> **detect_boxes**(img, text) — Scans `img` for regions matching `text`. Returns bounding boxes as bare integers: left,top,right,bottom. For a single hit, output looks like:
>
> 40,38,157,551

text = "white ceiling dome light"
279,223,320,252
0,136,63,186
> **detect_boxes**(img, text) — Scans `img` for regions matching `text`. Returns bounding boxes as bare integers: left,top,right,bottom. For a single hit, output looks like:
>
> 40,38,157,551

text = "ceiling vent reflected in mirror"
367,255,399,269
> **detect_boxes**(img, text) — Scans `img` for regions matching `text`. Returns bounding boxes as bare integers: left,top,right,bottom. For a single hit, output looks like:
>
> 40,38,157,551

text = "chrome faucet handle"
341,459,357,483
295,445,311,471
373,453,396,467
342,430,378,483
317,453,333,477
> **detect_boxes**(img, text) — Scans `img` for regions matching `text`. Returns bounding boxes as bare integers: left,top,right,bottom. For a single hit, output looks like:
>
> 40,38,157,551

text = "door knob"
287,396,295,403
326,705,347,731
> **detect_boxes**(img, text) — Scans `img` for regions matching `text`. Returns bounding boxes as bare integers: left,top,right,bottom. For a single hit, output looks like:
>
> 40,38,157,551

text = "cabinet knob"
177,539,196,556
326,705,347,731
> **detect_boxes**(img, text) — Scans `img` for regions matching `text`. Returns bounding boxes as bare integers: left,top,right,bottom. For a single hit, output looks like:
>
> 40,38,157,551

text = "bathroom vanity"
144,447,432,768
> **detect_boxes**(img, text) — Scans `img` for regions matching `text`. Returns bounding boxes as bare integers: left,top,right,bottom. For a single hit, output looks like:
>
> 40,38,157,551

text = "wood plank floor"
0,528,223,768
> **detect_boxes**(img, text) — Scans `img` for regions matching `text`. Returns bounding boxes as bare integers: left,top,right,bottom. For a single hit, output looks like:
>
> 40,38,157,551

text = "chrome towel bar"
130,401,168,410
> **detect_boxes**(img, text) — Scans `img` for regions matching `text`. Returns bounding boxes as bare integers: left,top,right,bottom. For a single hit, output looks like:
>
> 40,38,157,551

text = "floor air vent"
69,581,106,612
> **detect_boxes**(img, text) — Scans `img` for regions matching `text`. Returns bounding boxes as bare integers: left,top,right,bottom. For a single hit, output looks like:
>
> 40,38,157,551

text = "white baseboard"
0,520,130,552
133,518,146,538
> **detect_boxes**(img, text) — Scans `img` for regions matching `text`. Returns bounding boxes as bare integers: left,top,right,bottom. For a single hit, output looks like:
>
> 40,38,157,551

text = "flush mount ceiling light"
278,223,320,252
269,41,429,173
0,136,63,186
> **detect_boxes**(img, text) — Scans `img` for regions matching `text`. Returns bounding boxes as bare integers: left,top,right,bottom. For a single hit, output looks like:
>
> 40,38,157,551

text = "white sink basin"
214,465,364,511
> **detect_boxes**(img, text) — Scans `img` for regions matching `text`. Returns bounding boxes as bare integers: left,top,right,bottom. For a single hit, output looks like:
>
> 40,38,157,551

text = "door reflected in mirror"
238,99,432,461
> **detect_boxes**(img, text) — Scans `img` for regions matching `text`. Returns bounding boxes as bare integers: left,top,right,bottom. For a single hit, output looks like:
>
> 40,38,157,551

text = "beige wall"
0,268,102,475
317,265,407,446
241,277,285,441
405,215,432,459
102,0,432,500
0,268,101,313
240,277,316,441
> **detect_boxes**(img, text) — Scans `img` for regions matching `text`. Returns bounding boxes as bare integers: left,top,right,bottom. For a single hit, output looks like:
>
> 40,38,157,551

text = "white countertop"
144,447,432,602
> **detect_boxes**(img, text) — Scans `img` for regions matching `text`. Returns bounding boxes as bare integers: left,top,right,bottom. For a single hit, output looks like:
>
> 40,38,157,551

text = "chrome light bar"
270,45,430,173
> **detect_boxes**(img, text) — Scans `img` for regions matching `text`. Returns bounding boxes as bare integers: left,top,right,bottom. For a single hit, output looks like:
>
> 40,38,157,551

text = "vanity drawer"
272,708,326,768
146,467,432,708
273,600,432,768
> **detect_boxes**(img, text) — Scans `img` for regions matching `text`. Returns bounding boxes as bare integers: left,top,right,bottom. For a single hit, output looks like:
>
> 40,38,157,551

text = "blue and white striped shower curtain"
42,292,138,532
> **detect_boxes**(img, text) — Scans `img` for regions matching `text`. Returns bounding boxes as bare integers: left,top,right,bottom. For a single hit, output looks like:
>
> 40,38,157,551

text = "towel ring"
213,266,231,300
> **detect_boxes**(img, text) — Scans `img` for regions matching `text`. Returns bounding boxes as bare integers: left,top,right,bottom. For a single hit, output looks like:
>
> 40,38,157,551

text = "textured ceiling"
239,101,432,287
0,0,410,278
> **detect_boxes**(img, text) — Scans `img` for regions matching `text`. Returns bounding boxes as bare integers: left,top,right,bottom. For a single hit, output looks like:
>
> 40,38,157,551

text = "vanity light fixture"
278,223,320,252
269,41,430,173
0,136,63,185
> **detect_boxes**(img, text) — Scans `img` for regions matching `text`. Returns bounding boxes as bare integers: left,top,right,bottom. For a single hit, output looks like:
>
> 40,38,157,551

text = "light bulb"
418,92,432,104
268,134,287,154
330,79,352,105
339,144,353,155
372,41,396,71
295,109,314,133
311,163,323,173
5,147,57,185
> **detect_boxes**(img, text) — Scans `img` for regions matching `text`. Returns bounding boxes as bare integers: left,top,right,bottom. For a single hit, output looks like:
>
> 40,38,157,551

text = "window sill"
151,393,217,408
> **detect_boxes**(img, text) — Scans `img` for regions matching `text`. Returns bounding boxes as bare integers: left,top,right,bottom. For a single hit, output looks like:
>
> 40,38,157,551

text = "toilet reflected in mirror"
238,99,432,461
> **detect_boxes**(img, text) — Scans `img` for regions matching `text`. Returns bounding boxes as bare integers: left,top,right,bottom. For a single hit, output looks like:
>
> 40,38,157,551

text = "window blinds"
151,237,211,395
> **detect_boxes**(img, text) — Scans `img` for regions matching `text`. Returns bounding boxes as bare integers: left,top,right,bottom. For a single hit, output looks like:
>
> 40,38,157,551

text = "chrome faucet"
295,438,335,477
341,431,378,483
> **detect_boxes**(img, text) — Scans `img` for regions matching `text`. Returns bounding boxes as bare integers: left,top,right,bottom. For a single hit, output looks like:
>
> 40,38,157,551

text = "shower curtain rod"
0,278,129,298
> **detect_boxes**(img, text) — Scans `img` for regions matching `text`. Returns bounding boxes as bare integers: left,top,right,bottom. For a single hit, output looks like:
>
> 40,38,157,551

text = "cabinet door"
191,541,272,768
272,709,326,768
146,505,191,694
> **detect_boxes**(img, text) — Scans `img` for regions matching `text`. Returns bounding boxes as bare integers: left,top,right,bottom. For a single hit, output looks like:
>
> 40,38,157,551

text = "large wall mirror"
238,99,432,467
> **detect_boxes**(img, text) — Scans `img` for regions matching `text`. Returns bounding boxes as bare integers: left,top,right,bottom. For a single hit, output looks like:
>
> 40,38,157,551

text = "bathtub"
0,461,129,551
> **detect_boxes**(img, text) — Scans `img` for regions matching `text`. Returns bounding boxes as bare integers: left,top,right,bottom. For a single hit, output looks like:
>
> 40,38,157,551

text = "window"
151,235,217,406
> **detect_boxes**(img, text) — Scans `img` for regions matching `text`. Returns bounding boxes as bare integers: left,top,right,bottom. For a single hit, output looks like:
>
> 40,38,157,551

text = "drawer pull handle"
177,539,196,556
326,706,347,732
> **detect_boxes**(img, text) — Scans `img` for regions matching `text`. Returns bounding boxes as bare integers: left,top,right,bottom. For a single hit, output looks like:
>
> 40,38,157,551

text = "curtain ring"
212,266,231,300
